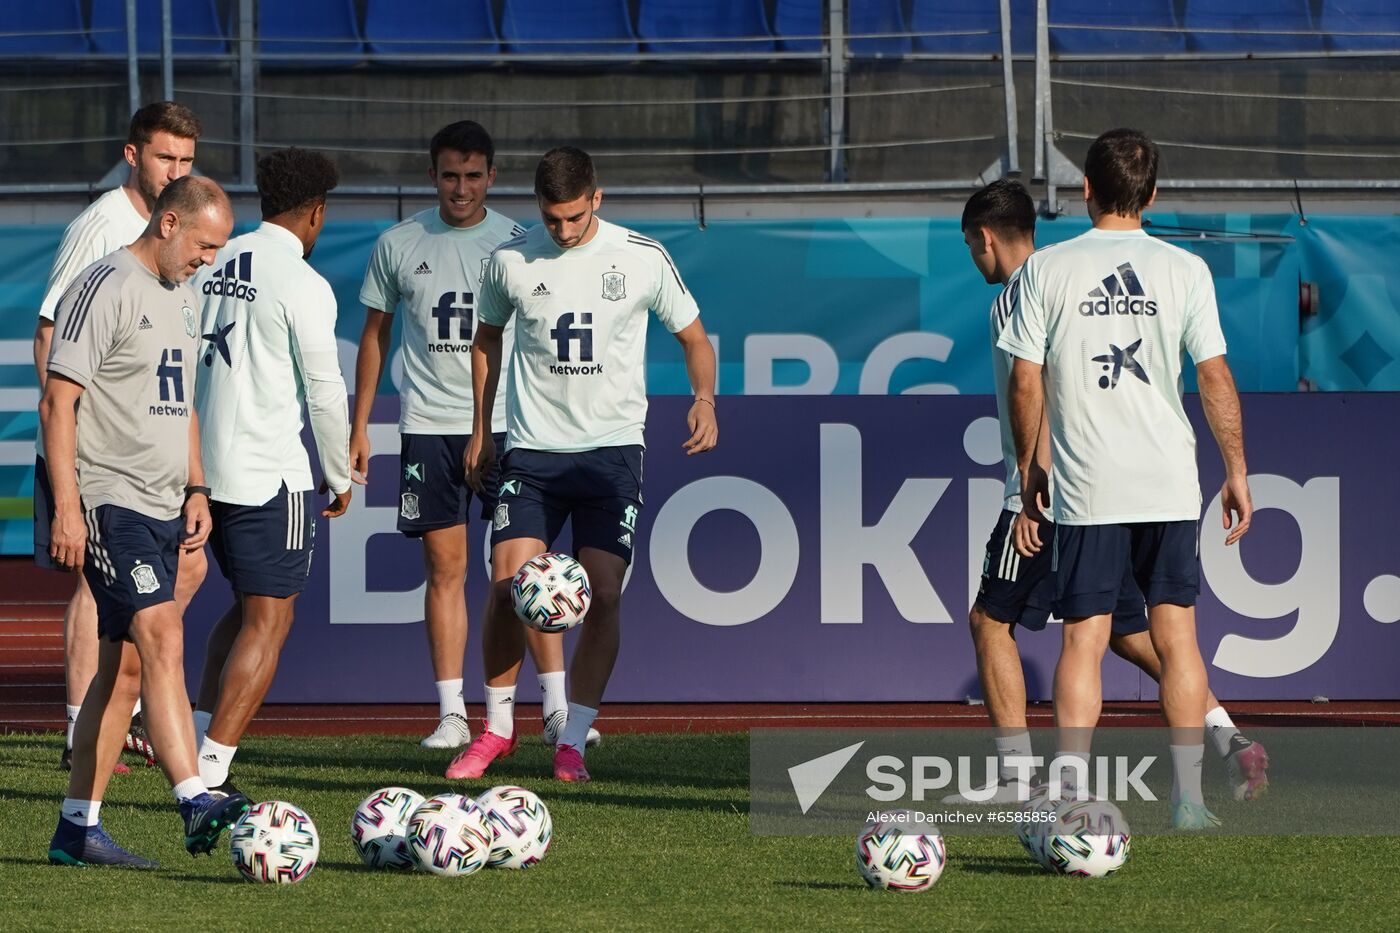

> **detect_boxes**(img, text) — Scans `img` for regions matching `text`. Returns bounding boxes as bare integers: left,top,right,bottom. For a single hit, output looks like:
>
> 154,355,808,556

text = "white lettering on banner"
743,334,838,395
966,477,1005,612
820,424,951,624
1204,475,1341,678
859,332,959,395
650,477,799,626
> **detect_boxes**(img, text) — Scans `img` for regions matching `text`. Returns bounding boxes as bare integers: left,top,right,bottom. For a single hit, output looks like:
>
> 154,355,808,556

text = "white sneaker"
420,712,472,749
541,709,601,749
940,778,1033,805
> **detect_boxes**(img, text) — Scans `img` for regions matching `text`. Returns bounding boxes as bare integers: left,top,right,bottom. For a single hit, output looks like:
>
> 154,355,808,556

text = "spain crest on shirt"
601,271,626,301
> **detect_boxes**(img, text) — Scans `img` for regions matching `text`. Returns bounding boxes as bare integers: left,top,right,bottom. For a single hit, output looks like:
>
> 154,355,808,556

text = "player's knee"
968,606,1004,643
587,584,622,622
425,562,466,591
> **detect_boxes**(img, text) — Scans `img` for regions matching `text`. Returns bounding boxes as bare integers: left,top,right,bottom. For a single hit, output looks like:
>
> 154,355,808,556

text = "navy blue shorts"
210,486,315,598
398,433,504,536
81,504,182,641
492,445,644,563
977,509,1148,635
33,455,59,570
1052,520,1199,620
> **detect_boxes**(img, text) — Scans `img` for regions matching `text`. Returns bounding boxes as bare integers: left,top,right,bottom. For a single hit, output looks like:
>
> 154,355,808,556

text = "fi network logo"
1079,262,1156,317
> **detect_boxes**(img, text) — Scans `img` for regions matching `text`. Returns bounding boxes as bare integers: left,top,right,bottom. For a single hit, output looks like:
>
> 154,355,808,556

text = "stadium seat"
1049,0,1185,54
0,2,88,56
257,0,364,66
774,0,823,53
637,0,775,56
1184,0,1324,53
365,0,499,61
909,0,1035,56
850,1,913,57
89,0,226,56
1321,0,1400,52
501,0,638,56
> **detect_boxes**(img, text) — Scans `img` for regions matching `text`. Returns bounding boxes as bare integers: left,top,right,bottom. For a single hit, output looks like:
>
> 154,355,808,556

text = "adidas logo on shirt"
414,261,432,275
138,315,153,330
531,282,551,297
1079,262,1156,317
202,252,257,302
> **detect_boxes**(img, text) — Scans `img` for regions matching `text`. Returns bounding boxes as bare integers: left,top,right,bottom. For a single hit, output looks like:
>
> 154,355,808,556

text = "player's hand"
50,508,86,571
182,493,212,551
349,428,371,485
321,484,352,518
1221,473,1252,546
466,432,496,494
683,398,717,455
1020,461,1050,527
1012,509,1043,558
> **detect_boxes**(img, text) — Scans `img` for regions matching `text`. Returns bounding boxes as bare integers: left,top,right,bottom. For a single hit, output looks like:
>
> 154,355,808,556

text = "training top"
359,207,524,435
195,222,351,506
997,227,1228,525
989,265,1029,513
478,218,701,453
47,248,199,520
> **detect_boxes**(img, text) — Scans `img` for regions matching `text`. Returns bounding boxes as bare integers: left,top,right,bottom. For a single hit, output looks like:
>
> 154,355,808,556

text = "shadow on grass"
0,788,173,813
952,855,1046,876
773,880,862,892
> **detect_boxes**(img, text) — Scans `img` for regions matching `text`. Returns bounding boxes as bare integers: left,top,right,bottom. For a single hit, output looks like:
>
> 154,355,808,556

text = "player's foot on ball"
59,746,131,775
940,778,1033,805
1224,736,1269,801
207,779,243,801
445,730,517,780
553,744,591,783
421,712,472,749
1171,801,1222,831
123,712,157,766
48,819,158,869
541,710,602,749
180,791,250,855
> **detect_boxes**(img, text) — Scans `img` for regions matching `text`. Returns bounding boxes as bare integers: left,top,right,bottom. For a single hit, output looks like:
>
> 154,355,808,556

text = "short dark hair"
1083,128,1158,217
961,180,1036,241
257,148,339,218
429,120,495,170
153,175,229,220
128,101,201,147
534,147,596,203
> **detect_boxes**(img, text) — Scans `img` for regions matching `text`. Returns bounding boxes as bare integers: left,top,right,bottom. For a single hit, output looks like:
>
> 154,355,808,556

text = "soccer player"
945,179,1268,805
352,121,595,750
33,101,207,771
999,129,1255,828
448,146,718,783
43,176,248,868
190,148,353,794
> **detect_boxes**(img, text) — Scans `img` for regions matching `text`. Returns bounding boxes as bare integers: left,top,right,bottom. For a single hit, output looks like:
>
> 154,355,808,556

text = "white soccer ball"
1015,783,1060,862
351,786,425,870
406,793,496,877
229,800,320,884
511,552,592,633
476,785,553,870
855,810,947,892
1036,798,1131,877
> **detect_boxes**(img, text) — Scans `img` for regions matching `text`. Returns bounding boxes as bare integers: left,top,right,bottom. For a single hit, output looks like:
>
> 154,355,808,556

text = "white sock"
435,678,467,721
131,697,141,718
172,776,209,803
61,798,100,827
193,709,213,748
559,702,598,755
538,671,567,721
197,737,237,787
484,685,516,738
1051,749,1091,798
1170,743,1206,807
1205,706,1243,759
994,731,1034,784
65,704,81,750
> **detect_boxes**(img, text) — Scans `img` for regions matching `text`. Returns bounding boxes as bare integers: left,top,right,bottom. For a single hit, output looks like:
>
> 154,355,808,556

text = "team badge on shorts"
130,562,159,595
182,306,198,338
400,493,421,521
601,271,627,301
494,503,510,531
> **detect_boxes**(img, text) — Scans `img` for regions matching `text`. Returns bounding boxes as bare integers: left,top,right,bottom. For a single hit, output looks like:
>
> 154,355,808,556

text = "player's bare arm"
349,308,393,482
183,409,212,550
675,318,717,455
33,319,54,390
38,373,86,570
1197,354,1252,546
1007,356,1047,549
465,321,504,493
1012,399,1052,556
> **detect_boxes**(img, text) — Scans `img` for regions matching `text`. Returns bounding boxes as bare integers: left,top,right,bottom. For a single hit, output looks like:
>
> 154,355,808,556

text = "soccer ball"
511,552,591,633
229,800,320,884
1036,798,1131,877
351,786,425,870
476,785,553,869
1015,783,1060,862
405,793,495,877
855,811,946,892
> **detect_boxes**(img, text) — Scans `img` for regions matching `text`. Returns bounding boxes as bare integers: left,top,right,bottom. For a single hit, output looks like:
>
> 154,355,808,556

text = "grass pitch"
1,732,1397,932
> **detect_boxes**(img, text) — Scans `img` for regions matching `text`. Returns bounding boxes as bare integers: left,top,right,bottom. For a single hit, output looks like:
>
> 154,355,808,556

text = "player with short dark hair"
447,146,718,783
999,129,1256,828
43,176,248,868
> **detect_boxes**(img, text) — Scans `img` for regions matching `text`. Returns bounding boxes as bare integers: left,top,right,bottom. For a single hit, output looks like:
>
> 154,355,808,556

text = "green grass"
1,732,1397,932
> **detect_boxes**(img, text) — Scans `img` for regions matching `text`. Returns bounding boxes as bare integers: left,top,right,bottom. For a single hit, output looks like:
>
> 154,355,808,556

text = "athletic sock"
559,702,598,755
65,704,81,750
435,678,467,721
994,730,1034,784
1051,749,1091,798
131,697,141,718
197,737,237,787
193,709,213,748
61,798,100,827
484,685,516,738
538,671,567,722
172,776,209,804
1170,743,1206,808
1205,706,1244,759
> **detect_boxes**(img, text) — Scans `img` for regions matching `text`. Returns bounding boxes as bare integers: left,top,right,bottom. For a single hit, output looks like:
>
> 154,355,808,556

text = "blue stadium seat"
0,2,88,55
1184,0,1323,53
909,0,1034,56
774,0,823,53
89,0,226,56
850,1,912,57
257,0,364,66
501,0,637,56
637,0,775,55
1321,0,1400,52
366,0,499,61
1050,0,1184,54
